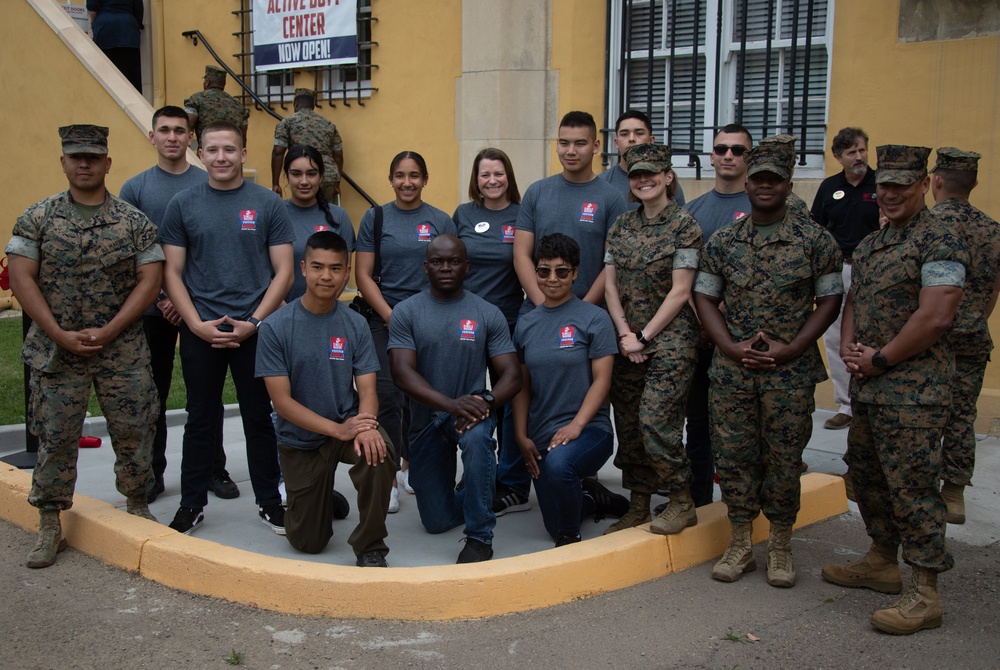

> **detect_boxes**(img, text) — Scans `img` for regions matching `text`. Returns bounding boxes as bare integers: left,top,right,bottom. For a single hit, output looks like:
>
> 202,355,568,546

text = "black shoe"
146,478,165,504
582,478,629,520
356,550,388,568
332,488,350,520
456,537,494,563
555,534,581,547
168,507,204,534
493,487,531,516
209,471,240,499
258,503,286,535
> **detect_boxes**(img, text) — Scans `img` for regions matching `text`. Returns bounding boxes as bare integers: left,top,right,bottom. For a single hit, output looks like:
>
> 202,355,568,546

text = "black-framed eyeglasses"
535,266,573,279
713,144,748,157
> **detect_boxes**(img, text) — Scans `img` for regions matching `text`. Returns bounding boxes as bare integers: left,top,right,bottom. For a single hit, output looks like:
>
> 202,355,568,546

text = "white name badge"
475,221,490,233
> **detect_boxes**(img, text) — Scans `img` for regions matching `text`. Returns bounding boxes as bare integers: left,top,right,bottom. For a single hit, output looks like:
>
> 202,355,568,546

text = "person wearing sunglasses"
603,144,704,537
512,234,627,546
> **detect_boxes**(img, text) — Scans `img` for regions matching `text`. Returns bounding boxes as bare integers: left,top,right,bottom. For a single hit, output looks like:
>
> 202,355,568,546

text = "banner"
252,0,358,72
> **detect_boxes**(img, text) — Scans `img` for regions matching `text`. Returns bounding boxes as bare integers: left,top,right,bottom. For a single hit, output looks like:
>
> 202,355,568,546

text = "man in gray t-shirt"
600,109,685,207
388,235,521,564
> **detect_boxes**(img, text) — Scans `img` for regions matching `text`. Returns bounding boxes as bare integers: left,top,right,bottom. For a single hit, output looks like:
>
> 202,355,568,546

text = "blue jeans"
408,411,497,544
532,425,614,540
497,404,531,497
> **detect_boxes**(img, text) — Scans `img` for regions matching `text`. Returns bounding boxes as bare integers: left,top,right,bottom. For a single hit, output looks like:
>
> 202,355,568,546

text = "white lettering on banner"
278,42,301,63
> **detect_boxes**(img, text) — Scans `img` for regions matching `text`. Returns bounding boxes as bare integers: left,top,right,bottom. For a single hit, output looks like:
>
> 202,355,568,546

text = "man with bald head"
388,235,522,563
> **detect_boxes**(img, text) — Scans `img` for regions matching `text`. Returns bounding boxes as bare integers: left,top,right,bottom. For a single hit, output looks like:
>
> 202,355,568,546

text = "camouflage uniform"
759,135,812,220
6,182,162,511
694,140,843,526
274,104,343,200
607,186,702,495
847,145,970,572
184,88,249,142
930,149,1000,487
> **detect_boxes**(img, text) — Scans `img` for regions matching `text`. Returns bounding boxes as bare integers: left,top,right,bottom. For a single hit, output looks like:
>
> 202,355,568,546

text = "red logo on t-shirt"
459,319,478,341
862,192,877,203
417,224,432,242
329,336,346,360
559,325,576,348
240,210,258,230
313,225,330,232
580,202,598,223
502,225,515,243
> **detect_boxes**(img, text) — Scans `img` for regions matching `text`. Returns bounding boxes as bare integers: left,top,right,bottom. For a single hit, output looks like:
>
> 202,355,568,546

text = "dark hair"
200,120,243,148
535,233,580,268
627,168,679,203
831,127,869,157
716,123,753,147
935,168,977,194
559,111,597,135
152,105,190,129
468,147,521,206
284,145,342,234
614,110,653,134
304,230,349,261
389,151,428,179
294,94,316,110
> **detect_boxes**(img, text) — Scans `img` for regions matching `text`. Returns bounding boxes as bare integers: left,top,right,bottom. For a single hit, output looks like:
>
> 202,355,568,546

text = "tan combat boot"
870,566,942,635
26,509,68,569
941,482,965,525
649,488,697,535
126,495,158,522
821,541,902,594
711,521,756,582
602,492,651,535
766,523,796,588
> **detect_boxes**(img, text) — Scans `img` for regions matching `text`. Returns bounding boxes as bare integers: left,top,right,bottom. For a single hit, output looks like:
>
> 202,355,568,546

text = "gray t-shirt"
387,289,515,437
516,174,629,303
514,296,617,447
356,202,457,308
120,164,207,315
256,299,379,449
598,163,686,207
452,201,522,326
159,181,294,321
683,189,751,243
283,200,356,302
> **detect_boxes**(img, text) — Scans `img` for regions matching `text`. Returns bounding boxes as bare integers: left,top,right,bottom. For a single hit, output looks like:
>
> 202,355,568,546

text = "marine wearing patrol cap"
932,147,981,173
294,88,317,100
744,136,796,179
624,143,672,173
875,144,931,185
58,124,109,155
204,65,226,79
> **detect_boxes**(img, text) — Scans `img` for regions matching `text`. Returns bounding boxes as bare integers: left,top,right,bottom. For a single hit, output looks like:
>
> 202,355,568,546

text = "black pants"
684,345,716,506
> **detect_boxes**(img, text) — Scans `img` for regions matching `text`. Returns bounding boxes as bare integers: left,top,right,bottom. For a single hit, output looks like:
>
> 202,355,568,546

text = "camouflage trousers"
709,385,814,526
847,401,954,572
611,348,695,495
320,177,341,203
941,353,988,486
28,366,157,511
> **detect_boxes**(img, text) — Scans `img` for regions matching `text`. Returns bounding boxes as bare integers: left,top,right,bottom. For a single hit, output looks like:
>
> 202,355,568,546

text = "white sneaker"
397,469,414,494
388,486,400,514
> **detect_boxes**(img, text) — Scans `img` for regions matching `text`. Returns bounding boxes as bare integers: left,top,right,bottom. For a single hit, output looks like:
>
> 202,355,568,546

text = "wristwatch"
247,316,261,331
480,391,496,411
872,350,893,371
635,329,650,345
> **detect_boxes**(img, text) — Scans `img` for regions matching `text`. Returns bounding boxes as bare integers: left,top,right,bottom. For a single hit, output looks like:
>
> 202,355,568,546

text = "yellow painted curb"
0,464,848,620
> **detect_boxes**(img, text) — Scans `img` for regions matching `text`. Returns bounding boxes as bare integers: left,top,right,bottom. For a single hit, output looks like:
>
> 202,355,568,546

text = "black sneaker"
582,478,629,520
456,537,494,563
332,488,350,520
493,487,531,516
209,471,240,499
555,534,581,547
146,478,165,504
259,503,286,535
168,507,204,534
356,550,388,568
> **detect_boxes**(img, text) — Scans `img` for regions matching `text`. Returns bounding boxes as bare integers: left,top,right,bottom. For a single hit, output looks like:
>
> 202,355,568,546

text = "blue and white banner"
252,0,358,72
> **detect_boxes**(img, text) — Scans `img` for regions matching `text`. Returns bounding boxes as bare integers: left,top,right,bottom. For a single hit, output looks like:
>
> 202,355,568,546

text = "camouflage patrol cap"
294,88,317,100
744,137,795,179
931,147,981,173
59,124,109,155
760,133,798,147
624,143,672,174
204,65,226,78
875,145,930,185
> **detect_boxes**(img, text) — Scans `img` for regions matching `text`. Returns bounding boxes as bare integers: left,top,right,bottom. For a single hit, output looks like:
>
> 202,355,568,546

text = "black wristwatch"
872,350,893,371
247,316,261,331
480,391,496,411
635,329,650,346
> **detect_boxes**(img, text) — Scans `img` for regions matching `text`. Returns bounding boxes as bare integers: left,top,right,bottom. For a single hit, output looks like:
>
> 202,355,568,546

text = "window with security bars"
607,0,832,176
235,0,377,110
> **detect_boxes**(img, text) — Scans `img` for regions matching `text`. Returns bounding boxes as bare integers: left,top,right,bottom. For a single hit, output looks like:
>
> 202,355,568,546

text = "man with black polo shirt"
811,128,881,433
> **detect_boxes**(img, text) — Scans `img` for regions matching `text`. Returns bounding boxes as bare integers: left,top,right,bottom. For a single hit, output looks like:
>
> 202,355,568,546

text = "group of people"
7,88,995,636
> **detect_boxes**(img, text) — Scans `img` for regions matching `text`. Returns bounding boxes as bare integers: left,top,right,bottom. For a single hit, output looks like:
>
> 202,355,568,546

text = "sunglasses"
713,144,748,157
535,267,573,279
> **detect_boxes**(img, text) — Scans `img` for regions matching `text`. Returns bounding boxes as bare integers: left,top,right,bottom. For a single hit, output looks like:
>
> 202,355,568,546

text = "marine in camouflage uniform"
184,65,249,144
821,145,969,635
694,137,843,587
929,148,1000,524
759,134,811,219
5,125,163,568
603,144,702,536
272,88,343,201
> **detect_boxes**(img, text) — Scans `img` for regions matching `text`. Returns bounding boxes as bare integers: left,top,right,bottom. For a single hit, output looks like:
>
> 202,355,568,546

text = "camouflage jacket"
606,201,702,354
787,191,811,220
695,210,843,390
6,191,163,374
273,109,342,183
184,88,249,139
850,207,969,405
932,198,1000,357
